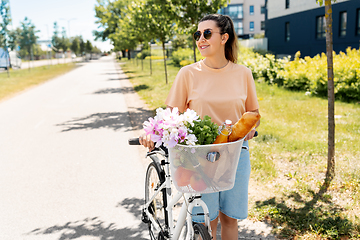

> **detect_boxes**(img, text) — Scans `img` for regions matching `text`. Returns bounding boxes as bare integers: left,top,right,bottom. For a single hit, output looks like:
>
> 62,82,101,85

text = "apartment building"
219,0,266,39
265,0,360,57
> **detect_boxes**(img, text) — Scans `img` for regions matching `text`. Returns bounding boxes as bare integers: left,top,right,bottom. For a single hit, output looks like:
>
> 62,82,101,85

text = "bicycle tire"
179,223,212,240
193,223,211,240
145,161,169,239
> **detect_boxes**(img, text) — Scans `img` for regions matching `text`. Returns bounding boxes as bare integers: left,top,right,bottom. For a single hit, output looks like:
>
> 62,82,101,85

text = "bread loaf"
228,112,261,142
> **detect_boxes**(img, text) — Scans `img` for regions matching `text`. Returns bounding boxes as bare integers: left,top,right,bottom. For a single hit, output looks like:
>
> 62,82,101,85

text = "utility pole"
59,18,76,38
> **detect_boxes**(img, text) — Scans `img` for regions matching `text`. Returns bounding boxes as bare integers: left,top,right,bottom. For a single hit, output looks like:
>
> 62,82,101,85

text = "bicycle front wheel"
193,223,211,240
145,161,168,238
180,223,212,240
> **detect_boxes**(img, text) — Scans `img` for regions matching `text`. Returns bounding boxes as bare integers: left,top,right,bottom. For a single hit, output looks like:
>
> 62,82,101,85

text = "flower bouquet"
143,108,243,193
143,107,219,150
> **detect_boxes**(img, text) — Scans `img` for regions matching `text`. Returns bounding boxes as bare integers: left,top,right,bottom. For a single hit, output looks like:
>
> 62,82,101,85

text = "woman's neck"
203,57,229,69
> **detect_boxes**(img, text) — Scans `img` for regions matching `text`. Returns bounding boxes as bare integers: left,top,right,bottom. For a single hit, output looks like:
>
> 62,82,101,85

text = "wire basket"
169,139,244,194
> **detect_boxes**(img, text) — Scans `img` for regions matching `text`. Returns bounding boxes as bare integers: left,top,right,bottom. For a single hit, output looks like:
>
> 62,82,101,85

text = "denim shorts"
192,140,251,222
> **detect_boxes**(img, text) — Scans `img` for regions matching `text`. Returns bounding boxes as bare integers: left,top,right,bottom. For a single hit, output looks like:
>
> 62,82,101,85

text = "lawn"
121,57,360,239
0,63,78,101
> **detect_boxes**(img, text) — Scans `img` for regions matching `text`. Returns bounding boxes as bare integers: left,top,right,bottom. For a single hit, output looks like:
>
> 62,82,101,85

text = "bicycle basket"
169,138,244,194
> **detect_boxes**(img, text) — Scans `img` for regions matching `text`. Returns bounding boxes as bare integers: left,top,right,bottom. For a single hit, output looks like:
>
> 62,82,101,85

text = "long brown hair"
199,14,238,63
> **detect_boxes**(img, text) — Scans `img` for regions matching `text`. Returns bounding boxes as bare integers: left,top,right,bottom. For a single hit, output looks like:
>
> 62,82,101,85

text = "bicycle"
128,133,257,240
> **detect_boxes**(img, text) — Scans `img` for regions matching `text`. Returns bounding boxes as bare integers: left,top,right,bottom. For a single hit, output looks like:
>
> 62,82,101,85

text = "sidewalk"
114,60,278,240
0,57,83,72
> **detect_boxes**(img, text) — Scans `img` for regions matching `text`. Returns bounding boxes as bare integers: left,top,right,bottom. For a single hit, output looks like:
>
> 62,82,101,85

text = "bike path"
117,62,278,240
0,55,148,239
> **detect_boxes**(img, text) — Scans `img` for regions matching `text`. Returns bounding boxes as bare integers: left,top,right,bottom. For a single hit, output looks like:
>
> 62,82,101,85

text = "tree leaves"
316,0,336,6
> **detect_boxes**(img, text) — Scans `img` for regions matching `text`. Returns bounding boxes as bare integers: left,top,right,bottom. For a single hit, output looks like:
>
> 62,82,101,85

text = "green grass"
0,63,78,101
121,58,360,239
120,58,180,109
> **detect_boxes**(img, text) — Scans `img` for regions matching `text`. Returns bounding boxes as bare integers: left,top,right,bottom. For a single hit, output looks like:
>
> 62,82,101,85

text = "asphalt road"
0,55,149,239
0,57,84,73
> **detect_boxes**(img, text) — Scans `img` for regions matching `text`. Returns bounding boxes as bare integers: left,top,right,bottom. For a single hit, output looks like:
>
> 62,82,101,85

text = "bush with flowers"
238,45,360,102
143,107,219,149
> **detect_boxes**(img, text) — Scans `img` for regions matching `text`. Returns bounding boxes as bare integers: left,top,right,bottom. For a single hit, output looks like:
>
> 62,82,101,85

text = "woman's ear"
221,33,229,44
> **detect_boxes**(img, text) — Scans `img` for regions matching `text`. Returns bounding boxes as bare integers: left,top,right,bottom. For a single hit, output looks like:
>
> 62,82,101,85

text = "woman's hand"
139,134,155,151
244,129,256,141
244,109,260,141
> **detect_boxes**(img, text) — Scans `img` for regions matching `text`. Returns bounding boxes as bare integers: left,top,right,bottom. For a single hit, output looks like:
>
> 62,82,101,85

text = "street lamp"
59,18,77,38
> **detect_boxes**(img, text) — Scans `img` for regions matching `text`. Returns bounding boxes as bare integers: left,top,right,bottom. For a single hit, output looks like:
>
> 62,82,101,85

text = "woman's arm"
244,109,260,141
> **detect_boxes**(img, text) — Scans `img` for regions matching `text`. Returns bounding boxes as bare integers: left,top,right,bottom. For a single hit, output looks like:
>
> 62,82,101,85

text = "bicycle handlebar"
128,131,258,146
128,137,141,145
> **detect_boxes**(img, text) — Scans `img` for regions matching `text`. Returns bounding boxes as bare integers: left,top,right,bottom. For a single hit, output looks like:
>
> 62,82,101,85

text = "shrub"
180,60,194,67
238,45,288,85
172,48,193,67
144,56,164,60
239,45,360,102
278,48,360,102
137,50,151,59
171,48,201,67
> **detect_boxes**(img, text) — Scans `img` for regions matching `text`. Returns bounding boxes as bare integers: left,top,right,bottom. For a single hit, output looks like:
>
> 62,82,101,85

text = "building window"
250,21,254,32
285,22,290,41
316,15,326,39
234,20,244,35
228,5,243,19
249,5,254,15
261,6,266,14
357,9,360,35
339,11,347,37
261,21,265,30
286,0,290,9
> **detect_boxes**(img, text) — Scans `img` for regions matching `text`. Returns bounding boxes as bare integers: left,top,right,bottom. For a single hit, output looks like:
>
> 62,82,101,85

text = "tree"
19,17,38,69
121,1,153,71
52,22,62,57
8,27,21,51
70,36,80,55
92,46,102,54
60,27,70,52
129,0,177,84
79,36,85,55
94,0,137,58
0,0,12,75
85,40,93,53
316,0,336,187
171,34,192,51
94,0,127,41
32,44,45,59
172,0,229,62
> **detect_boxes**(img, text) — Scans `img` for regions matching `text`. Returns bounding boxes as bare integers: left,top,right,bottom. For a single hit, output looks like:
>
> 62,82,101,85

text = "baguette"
228,112,261,142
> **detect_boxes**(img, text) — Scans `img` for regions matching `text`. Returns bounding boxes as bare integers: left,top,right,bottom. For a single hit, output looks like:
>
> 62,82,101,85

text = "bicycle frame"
143,152,212,240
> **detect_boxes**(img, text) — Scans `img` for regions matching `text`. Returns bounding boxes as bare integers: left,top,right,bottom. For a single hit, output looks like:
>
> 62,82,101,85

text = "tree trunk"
5,48,10,77
149,43,152,75
162,41,168,84
193,39,197,63
28,47,31,72
325,0,335,185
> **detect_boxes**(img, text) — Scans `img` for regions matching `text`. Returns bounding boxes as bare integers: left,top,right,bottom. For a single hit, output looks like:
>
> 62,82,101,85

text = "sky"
10,0,113,52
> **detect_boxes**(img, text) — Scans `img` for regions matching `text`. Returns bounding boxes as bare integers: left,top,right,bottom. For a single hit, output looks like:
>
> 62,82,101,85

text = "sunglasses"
193,29,222,41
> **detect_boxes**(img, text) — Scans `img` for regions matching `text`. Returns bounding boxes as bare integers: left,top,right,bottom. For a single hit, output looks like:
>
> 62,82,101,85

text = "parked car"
0,48,22,69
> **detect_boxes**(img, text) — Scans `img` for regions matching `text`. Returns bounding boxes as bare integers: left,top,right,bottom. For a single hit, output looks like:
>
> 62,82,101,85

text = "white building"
219,0,266,39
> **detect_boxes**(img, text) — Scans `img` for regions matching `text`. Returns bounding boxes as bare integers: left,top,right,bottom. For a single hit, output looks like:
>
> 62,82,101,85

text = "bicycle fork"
167,192,212,240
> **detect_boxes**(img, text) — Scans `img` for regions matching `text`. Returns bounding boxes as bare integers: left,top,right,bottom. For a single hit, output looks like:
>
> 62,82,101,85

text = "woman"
140,14,260,240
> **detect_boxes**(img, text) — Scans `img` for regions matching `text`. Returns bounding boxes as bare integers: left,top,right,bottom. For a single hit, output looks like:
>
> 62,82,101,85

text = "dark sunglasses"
193,29,221,41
